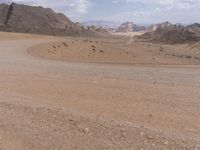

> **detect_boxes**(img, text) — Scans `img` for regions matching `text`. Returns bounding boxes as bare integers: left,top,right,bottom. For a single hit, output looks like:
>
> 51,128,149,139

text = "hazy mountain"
145,21,173,32
82,21,121,29
115,22,146,32
0,3,107,36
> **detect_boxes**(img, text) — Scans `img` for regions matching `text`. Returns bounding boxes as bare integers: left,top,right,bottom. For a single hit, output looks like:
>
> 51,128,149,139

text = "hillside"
0,3,107,36
115,22,145,32
188,23,200,35
145,21,173,32
137,22,200,44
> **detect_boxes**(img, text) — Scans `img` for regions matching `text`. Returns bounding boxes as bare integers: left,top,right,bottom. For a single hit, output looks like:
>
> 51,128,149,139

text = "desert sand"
0,31,200,149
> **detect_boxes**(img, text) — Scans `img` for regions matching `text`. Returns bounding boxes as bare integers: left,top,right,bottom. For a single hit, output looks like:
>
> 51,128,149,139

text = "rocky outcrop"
0,3,108,36
115,22,145,32
137,22,200,44
187,23,200,35
145,21,173,32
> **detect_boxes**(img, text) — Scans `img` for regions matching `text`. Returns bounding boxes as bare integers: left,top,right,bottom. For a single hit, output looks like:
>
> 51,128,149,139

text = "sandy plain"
0,31,200,150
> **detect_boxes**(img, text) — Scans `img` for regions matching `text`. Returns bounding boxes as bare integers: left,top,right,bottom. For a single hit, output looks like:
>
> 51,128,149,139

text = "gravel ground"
0,32,200,149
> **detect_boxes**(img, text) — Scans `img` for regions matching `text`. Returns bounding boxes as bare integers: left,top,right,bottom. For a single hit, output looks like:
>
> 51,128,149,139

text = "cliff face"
0,3,9,28
0,3,107,36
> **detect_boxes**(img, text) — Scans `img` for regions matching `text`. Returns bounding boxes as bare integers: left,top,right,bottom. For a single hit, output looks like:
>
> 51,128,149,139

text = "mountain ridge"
137,22,200,44
82,21,121,29
115,21,146,32
0,3,108,36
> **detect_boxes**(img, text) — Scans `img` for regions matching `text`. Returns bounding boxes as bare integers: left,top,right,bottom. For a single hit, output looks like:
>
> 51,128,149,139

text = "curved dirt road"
0,34,200,149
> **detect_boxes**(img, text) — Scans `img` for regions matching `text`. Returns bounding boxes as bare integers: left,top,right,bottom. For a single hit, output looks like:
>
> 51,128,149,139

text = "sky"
1,0,200,24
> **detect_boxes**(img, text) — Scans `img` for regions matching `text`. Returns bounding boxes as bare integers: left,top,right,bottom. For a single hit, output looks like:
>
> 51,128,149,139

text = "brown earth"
0,32,200,150
29,36,200,65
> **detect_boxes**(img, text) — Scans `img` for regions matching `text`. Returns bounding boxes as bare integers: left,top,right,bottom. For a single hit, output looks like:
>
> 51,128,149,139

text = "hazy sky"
2,0,200,24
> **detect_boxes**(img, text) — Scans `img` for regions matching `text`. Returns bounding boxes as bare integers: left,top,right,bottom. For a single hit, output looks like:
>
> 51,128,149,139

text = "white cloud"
76,0,91,14
119,0,199,9
113,0,119,4
108,0,200,24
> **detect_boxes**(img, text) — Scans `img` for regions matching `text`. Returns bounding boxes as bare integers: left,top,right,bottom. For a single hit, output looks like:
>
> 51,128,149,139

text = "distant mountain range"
115,22,146,32
89,20,200,44
0,3,108,36
82,21,121,29
0,3,199,44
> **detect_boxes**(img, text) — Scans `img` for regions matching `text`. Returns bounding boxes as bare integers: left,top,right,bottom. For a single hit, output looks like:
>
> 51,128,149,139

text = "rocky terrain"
0,32,200,149
0,3,108,36
1,3,199,44
145,21,173,32
82,21,120,29
188,23,200,35
137,22,200,44
0,3,9,26
115,21,146,32
109,21,200,44
0,2,200,150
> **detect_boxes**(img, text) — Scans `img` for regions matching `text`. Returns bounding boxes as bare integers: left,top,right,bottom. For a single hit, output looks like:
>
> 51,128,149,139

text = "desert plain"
0,31,200,150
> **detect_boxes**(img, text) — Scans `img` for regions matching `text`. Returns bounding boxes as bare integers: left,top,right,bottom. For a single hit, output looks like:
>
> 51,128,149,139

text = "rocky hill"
82,21,120,29
0,3,107,36
145,21,173,32
137,22,200,44
0,3,9,26
115,22,146,32
187,23,200,35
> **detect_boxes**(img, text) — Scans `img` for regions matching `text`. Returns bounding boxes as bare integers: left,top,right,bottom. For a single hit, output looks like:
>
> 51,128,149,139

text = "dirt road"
0,33,200,149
